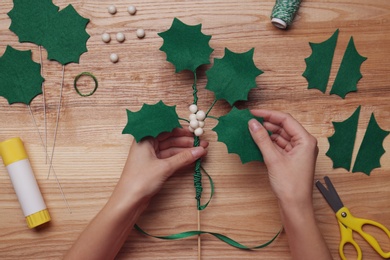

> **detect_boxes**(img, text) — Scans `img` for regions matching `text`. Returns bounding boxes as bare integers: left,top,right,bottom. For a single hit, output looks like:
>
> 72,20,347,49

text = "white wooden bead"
136,28,145,38
108,5,117,14
101,33,111,43
198,121,205,128
188,126,195,133
194,127,204,136
190,120,199,129
196,110,206,121
116,32,125,42
127,5,137,15
110,53,119,63
189,113,197,121
189,104,198,113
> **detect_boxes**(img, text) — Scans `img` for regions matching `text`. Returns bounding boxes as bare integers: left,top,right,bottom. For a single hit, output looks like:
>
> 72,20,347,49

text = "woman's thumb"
248,119,277,161
166,146,206,172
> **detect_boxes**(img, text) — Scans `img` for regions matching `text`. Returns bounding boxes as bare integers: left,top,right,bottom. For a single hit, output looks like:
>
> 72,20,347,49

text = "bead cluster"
188,104,206,136
103,5,145,63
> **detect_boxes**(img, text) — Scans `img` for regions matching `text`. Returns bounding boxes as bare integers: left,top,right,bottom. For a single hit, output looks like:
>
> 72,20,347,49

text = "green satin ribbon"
135,224,281,250
134,168,281,249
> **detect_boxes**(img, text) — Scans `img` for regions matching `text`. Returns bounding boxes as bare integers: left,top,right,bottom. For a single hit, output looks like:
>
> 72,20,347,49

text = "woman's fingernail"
191,147,204,158
248,119,262,132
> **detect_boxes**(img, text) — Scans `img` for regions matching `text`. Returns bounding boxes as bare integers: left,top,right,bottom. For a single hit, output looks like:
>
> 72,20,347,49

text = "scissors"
316,176,390,260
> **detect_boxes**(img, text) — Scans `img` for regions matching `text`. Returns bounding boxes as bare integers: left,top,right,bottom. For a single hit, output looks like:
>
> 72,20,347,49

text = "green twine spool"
271,0,302,29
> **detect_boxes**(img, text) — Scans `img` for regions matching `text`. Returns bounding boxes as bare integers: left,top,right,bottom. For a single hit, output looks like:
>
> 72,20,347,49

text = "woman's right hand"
248,109,319,207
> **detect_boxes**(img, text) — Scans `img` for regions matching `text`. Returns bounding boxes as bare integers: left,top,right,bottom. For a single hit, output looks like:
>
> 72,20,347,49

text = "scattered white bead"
190,119,199,129
189,113,197,121
108,5,117,14
110,53,119,63
198,121,205,128
136,28,145,38
116,32,125,42
101,33,111,43
189,104,198,113
194,127,204,137
128,5,137,15
189,126,195,133
196,110,206,121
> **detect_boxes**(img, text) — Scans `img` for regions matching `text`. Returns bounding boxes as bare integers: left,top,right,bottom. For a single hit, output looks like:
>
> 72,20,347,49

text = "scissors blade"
315,176,344,213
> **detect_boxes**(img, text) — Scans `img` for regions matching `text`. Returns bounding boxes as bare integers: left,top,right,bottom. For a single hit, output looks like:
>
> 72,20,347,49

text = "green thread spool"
271,0,302,29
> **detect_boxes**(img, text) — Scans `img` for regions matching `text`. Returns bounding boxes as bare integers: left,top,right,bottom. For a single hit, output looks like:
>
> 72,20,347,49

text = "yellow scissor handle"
336,207,390,259
337,221,362,260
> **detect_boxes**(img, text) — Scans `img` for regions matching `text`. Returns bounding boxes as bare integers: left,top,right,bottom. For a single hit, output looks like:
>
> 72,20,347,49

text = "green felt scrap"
352,113,389,175
303,29,339,93
42,5,90,65
213,107,264,164
0,46,44,105
205,48,263,106
8,0,59,45
122,100,182,142
330,37,367,99
158,18,213,73
326,106,360,171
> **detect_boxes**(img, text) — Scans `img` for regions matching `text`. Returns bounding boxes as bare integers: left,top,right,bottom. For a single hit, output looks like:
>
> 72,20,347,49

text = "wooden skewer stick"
198,209,201,260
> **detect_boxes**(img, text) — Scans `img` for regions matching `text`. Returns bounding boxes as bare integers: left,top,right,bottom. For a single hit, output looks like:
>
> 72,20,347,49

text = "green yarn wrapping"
271,0,302,29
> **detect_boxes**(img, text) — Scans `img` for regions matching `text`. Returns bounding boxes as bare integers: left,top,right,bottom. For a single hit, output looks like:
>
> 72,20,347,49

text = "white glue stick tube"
0,137,51,228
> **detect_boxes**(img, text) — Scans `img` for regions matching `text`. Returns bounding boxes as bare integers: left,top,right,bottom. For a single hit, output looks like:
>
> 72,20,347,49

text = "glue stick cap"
0,137,51,228
0,137,28,166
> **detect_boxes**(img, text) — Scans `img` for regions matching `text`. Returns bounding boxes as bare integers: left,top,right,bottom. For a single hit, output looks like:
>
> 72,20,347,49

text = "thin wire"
38,45,48,164
28,105,71,213
206,115,219,121
205,98,217,118
47,65,65,178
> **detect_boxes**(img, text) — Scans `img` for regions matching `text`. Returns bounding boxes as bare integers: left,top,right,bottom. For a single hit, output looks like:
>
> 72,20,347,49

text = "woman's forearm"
279,200,333,260
64,185,148,260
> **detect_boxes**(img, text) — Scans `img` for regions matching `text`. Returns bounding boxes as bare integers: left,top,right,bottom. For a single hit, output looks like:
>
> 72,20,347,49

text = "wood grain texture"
1,0,390,259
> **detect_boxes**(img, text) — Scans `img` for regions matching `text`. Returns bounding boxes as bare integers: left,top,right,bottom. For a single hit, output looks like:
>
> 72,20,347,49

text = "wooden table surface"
1,0,390,259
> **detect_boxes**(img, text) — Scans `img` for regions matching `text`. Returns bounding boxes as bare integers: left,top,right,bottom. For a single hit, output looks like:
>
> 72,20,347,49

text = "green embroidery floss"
271,0,302,29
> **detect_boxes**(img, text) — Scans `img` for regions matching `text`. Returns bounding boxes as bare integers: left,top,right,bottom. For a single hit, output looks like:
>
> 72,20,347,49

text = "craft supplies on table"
0,137,51,228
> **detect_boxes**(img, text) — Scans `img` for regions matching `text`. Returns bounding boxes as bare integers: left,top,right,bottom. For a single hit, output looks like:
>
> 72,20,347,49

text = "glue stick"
0,137,51,228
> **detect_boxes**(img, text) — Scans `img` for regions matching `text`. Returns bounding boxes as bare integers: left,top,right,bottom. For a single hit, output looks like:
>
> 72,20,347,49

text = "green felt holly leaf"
303,29,339,93
8,0,59,46
326,106,360,171
205,48,263,106
213,107,264,164
352,113,389,175
330,36,367,99
42,5,90,65
122,101,182,142
158,18,213,73
0,46,44,105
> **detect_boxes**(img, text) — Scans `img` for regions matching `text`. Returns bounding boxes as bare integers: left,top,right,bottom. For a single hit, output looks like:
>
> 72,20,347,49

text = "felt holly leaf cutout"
303,29,339,93
158,18,213,73
122,101,182,142
352,113,389,175
205,48,263,106
330,37,367,99
42,5,90,65
326,106,360,171
0,46,44,105
213,107,264,164
7,0,59,46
